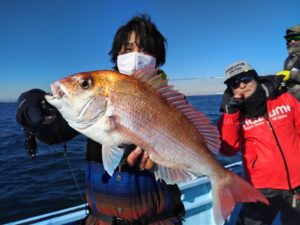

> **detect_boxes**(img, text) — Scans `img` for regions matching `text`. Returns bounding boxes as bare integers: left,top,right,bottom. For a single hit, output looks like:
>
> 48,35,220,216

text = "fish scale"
111,90,204,170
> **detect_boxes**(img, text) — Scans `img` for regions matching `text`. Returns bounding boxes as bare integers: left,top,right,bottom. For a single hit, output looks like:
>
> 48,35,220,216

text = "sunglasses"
227,74,254,89
286,35,300,45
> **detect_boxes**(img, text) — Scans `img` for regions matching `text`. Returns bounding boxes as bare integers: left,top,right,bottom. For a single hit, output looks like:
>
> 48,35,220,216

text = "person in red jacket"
218,60,300,225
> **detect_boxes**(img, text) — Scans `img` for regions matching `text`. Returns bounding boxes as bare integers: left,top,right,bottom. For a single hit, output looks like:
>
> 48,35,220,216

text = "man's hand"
276,70,291,81
224,94,244,114
16,89,63,157
277,69,300,84
127,146,154,170
16,89,56,132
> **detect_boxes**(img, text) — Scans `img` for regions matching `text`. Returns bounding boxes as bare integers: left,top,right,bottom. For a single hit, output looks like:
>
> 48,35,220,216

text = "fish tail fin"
211,170,269,225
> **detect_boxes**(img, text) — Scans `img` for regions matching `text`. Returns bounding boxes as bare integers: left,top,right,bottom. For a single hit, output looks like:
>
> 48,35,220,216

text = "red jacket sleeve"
218,111,242,156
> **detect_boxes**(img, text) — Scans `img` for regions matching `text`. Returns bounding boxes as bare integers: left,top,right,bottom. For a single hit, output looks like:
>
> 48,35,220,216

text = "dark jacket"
284,45,300,101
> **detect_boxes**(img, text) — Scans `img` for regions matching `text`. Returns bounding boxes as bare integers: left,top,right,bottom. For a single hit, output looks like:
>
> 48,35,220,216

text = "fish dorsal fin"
132,66,220,155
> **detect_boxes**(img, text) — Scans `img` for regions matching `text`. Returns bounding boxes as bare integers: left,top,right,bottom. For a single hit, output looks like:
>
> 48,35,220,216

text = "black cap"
284,24,300,39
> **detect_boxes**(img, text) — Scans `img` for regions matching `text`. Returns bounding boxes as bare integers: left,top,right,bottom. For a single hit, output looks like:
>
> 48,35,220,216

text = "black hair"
109,14,167,70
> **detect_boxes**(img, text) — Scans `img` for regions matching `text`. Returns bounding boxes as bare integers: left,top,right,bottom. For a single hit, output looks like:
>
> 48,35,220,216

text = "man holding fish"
42,22,271,225
16,15,185,225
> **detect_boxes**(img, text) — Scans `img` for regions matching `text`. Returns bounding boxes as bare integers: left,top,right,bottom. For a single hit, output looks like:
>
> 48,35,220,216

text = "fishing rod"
170,76,224,81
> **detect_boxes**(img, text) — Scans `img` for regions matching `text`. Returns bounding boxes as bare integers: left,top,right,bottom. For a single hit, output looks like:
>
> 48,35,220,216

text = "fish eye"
79,78,93,89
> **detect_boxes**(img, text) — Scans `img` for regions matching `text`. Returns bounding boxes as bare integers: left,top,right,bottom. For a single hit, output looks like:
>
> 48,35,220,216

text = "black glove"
16,89,79,156
16,89,58,158
16,89,56,132
224,97,244,114
220,88,244,114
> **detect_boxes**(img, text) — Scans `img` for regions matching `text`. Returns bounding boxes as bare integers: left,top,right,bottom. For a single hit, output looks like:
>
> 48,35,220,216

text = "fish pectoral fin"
102,145,124,176
153,164,200,185
102,116,117,132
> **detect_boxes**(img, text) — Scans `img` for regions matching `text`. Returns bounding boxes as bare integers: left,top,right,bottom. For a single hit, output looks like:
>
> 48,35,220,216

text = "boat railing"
7,161,280,225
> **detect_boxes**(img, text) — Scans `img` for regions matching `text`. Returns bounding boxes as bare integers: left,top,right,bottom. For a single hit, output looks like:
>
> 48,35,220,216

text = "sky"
1,0,300,101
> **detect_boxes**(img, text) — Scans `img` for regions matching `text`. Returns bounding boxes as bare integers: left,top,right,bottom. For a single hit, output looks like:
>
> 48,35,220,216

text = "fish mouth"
45,82,67,107
49,82,66,99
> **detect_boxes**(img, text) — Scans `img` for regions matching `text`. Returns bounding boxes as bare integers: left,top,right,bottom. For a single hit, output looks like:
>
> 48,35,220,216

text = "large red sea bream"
45,67,268,225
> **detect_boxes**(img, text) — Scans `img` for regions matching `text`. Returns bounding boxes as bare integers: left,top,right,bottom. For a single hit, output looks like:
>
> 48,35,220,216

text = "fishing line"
43,98,89,215
43,141,89,216
62,143,86,207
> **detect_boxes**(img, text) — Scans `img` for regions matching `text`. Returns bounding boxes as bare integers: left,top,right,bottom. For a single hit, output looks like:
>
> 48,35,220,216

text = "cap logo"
225,62,249,75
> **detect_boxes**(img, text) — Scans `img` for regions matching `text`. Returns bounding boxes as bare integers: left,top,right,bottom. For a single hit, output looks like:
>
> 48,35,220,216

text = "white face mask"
117,52,156,75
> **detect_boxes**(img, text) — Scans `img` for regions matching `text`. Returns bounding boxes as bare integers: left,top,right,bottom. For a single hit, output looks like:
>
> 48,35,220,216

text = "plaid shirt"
84,160,184,225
